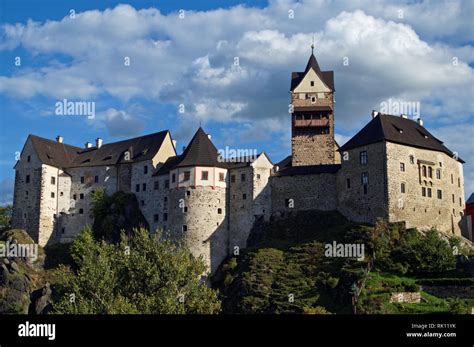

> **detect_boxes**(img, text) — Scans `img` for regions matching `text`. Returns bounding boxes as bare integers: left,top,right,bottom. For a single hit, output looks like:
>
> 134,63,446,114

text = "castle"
11,50,468,273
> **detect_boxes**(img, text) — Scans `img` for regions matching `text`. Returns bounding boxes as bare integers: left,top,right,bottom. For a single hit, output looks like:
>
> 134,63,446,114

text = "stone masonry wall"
270,172,338,215
337,142,388,224
385,142,465,235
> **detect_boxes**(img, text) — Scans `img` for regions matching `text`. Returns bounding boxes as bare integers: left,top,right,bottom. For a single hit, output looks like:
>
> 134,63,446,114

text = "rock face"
30,283,53,315
92,191,150,243
0,260,32,314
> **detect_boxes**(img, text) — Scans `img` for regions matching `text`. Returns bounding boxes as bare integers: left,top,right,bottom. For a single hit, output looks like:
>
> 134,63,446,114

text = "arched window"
422,165,427,177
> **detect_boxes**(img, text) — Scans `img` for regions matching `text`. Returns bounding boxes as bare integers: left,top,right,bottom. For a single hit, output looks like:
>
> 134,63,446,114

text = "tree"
0,205,13,232
53,227,221,314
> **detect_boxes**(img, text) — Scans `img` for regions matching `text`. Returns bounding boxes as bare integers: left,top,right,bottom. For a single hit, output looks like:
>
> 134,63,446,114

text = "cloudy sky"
0,0,473,205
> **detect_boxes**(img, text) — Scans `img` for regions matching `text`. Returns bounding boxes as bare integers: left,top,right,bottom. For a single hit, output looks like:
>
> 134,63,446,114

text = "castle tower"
290,46,335,166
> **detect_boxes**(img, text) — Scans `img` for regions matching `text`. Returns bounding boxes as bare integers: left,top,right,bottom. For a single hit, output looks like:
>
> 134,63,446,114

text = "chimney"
207,134,212,140
401,114,408,119
172,140,177,150
96,138,103,148
85,142,92,149
417,118,424,126
371,110,379,118
56,135,63,143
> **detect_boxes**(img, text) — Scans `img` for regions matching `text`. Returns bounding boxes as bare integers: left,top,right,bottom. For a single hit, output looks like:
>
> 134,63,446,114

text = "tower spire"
311,36,314,55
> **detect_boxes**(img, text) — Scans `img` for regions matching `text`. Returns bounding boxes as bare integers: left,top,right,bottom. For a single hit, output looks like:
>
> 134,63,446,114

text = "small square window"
427,188,432,198
346,178,351,189
241,173,246,182
80,176,85,184
73,194,77,200
144,165,148,174
141,200,145,206
360,151,368,165
186,190,191,197
142,183,146,191
80,193,84,199
27,155,31,163
401,183,405,193
25,190,29,196
242,193,247,200
26,175,30,183
163,213,168,221
219,172,225,182
182,225,187,232
422,187,426,197
183,171,191,181
217,208,222,214
201,171,209,180
409,155,414,164
256,174,261,180
172,173,176,183
231,175,236,183
51,176,56,185
183,206,188,213
310,81,314,86
94,176,99,183
61,228,65,234
437,190,442,199
136,184,140,192
400,163,405,172
79,208,84,214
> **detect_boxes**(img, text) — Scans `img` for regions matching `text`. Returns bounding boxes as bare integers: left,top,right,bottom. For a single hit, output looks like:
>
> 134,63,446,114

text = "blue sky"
0,0,473,205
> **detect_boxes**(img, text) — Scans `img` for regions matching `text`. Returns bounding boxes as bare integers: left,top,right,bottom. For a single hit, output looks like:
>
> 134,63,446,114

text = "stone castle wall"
337,142,389,224
385,142,465,235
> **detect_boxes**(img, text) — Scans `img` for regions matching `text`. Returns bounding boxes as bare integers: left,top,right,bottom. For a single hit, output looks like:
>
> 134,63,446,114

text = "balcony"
294,119,330,127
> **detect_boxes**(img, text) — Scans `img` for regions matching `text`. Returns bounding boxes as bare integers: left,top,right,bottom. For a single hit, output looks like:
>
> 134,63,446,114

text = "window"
60,192,63,196
79,208,84,214
51,192,55,198
459,198,462,206
201,171,209,180
142,183,146,191
217,208,222,214
80,193,84,199
154,181,159,190
219,172,225,182
94,175,99,183
153,214,159,222
25,190,28,196
243,193,247,200
141,200,145,206
26,175,30,183
73,194,77,200
256,174,261,180
310,81,314,86
163,213,168,221
182,225,187,232
27,155,31,163
241,173,246,181
61,228,65,234
452,194,455,203
400,163,405,172
311,96,316,103
164,197,168,203
422,166,427,177
231,175,236,183
186,190,191,197
144,165,148,174
427,188,432,198
183,171,191,181
361,172,369,185
172,173,176,183
136,184,140,192
451,174,453,184
437,189,442,199
360,151,368,165
422,187,426,197
346,178,351,189
409,155,414,164
436,169,441,179
51,176,56,185
363,185,368,195
81,176,85,184
165,179,169,188
401,183,406,193
458,178,460,187
183,206,188,213
428,167,433,178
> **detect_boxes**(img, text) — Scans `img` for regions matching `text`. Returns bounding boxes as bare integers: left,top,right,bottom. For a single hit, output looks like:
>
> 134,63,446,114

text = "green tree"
0,205,13,232
53,227,221,314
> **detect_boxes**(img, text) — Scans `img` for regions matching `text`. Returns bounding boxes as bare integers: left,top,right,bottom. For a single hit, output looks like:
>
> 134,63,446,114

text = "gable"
293,68,331,93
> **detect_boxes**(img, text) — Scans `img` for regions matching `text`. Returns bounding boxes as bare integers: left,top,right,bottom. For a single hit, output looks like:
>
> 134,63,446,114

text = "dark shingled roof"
275,164,341,177
29,135,82,168
290,53,334,91
339,114,464,163
276,155,292,169
153,127,225,175
466,193,474,205
28,131,170,168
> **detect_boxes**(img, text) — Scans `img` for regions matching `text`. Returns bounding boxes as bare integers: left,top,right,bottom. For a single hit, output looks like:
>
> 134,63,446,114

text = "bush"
416,278,474,286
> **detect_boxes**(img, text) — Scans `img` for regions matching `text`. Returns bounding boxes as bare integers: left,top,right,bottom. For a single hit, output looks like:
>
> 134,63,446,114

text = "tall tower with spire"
290,46,335,166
